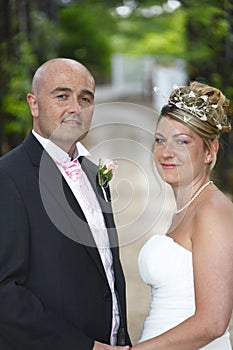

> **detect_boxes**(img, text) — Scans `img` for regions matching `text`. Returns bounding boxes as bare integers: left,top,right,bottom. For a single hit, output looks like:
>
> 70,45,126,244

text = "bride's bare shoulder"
192,186,233,237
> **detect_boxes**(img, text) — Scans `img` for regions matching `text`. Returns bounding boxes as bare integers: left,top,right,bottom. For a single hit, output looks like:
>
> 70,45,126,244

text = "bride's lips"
161,163,179,169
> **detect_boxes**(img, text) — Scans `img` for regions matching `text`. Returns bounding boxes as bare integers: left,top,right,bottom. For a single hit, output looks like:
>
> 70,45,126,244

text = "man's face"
27,61,95,153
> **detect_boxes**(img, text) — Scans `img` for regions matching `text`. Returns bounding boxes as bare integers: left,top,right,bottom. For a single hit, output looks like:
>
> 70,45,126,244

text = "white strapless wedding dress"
138,234,232,349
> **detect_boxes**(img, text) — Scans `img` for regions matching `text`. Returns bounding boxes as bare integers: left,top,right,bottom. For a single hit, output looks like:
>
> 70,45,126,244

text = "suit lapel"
81,158,120,258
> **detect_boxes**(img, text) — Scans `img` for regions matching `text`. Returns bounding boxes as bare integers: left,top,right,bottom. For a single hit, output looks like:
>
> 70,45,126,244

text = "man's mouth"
62,119,81,127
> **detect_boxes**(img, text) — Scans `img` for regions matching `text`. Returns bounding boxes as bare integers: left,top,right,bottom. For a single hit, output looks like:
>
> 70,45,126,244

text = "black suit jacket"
0,132,130,350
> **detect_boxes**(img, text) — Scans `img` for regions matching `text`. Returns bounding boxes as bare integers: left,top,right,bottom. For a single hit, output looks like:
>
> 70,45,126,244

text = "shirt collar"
32,129,90,164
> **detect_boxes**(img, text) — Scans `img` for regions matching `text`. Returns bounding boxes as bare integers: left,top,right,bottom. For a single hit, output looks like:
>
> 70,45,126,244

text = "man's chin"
49,130,88,152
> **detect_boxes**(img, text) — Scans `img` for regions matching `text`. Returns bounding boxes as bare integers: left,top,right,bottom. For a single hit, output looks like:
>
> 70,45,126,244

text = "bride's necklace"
176,181,213,214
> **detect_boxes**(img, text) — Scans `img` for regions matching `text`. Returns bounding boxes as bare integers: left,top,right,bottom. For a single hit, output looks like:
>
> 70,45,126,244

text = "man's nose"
67,98,81,113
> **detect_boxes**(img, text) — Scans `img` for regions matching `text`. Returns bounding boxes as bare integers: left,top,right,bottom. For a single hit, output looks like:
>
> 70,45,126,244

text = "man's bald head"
31,58,95,96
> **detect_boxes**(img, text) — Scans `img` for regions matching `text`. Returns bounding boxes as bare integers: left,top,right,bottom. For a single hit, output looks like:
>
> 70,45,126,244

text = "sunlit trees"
0,0,232,191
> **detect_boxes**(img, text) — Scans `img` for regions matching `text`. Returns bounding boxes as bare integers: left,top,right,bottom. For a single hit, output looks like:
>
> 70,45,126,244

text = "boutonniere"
98,158,118,202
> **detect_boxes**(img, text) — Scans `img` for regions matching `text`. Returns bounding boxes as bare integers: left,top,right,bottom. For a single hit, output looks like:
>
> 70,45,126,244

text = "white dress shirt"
32,130,120,345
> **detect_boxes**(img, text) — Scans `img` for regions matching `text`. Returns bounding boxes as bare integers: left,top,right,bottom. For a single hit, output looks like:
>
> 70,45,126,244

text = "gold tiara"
168,85,222,130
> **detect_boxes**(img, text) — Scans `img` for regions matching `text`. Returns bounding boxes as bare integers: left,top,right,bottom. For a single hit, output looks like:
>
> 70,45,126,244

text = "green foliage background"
0,0,232,190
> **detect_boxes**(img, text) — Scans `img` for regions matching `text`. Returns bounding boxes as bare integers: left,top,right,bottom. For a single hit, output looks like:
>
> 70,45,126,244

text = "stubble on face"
31,59,95,155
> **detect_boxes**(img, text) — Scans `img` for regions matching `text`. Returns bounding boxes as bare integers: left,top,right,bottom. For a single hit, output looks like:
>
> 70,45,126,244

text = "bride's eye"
177,139,188,145
155,137,165,145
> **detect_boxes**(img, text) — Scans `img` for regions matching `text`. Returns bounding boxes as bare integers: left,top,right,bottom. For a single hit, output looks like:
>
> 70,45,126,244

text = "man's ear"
27,93,38,119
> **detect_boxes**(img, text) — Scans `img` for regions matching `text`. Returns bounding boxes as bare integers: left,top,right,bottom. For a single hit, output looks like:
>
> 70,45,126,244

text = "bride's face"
153,116,212,187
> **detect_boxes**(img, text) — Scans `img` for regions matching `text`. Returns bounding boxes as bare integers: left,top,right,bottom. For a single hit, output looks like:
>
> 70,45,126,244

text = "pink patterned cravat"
59,158,81,181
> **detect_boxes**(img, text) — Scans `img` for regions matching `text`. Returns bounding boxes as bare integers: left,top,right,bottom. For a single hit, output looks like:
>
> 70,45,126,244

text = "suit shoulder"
0,144,25,168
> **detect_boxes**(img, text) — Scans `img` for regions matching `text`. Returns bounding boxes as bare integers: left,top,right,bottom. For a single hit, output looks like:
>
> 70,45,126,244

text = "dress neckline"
163,234,192,254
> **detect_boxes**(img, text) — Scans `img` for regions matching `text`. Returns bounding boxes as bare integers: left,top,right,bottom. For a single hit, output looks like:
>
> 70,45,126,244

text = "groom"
0,58,131,350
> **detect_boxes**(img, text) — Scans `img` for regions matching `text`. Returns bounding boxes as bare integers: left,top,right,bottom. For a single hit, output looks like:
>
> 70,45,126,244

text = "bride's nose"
161,141,175,158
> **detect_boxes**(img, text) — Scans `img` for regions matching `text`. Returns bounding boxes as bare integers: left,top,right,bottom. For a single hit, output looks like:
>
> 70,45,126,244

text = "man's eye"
80,97,91,104
57,94,68,100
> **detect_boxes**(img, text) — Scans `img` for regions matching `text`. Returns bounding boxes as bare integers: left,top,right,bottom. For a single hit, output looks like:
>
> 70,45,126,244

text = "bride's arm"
132,202,233,350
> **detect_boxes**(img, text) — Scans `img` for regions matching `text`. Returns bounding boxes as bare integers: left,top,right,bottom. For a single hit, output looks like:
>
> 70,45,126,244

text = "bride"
133,82,233,350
